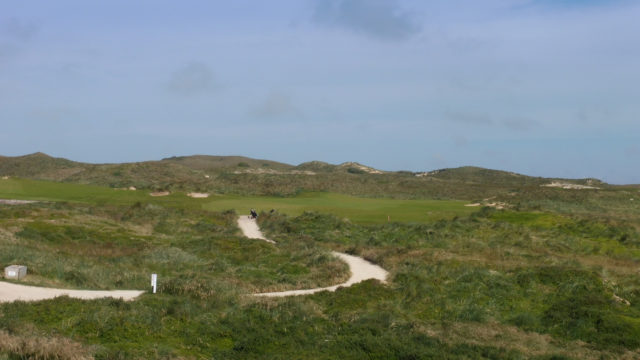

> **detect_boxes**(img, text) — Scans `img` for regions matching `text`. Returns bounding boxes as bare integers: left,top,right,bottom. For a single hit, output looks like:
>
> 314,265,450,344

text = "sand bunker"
485,202,508,210
187,192,210,198
1,176,8,180
464,201,508,209
149,191,170,197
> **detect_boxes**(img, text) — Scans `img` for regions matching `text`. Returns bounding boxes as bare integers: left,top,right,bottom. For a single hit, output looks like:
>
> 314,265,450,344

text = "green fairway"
202,192,473,223
0,178,474,223
0,177,197,208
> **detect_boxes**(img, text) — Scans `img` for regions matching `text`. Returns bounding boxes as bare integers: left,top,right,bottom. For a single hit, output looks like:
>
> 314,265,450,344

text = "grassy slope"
2,200,640,359
161,154,294,171
0,203,348,293
1,160,640,358
1,152,616,200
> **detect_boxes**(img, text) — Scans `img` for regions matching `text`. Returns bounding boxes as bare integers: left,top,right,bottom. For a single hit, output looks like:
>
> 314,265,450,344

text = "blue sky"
1,0,638,183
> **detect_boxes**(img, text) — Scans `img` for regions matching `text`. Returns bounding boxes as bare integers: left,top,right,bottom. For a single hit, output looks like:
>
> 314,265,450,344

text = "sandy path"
236,216,276,244
0,281,144,303
255,251,388,297
0,199,38,205
236,216,388,297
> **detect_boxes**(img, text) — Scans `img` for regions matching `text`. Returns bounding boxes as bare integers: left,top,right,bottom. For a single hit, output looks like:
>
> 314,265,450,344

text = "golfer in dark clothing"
250,209,258,219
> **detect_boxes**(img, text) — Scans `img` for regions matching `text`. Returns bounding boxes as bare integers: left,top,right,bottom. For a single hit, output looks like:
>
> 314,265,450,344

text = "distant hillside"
0,152,85,180
416,166,544,186
0,153,613,200
295,161,385,174
161,155,293,172
296,160,335,172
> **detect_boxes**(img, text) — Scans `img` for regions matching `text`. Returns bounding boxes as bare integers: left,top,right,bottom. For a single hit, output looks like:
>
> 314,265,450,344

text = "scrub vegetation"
1,154,639,359
0,152,612,200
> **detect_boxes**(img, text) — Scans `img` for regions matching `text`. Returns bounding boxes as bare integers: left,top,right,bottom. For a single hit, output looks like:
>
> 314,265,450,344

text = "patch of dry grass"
0,330,93,360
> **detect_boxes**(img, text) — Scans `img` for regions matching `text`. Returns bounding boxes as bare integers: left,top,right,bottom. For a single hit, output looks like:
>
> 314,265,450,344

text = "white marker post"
151,273,157,294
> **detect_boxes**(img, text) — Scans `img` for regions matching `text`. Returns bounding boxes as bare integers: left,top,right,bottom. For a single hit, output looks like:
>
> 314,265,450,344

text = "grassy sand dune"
1,174,639,358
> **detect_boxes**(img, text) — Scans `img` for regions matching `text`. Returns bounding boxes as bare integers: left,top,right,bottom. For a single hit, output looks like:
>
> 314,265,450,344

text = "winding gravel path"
0,281,143,303
237,216,388,297
0,214,388,303
0,200,144,303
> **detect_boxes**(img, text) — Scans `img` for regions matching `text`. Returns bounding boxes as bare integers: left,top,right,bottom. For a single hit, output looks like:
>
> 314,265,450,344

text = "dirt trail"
0,281,143,303
0,199,37,205
236,216,276,244
236,216,388,297
0,215,388,302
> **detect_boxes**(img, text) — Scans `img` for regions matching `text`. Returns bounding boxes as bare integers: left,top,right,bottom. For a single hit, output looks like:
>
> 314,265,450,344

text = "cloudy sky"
1,1,638,183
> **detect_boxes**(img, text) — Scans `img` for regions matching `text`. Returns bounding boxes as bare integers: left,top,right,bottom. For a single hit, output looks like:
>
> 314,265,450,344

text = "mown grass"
0,177,198,209
0,178,475,224
203,192,473,223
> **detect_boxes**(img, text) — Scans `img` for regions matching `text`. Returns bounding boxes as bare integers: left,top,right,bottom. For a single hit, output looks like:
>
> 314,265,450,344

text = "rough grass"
0,203,348,293
4,152,602,200
1,176,640,358
0,329,93,360
259,210,640,355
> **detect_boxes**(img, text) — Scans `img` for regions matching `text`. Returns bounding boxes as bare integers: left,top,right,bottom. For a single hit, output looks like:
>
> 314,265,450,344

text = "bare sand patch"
339,162,384,174
233,168,316,175
543,182,599,190
464,201,508,209
149,191,170,197
415,169,444,177
187,192,210,198
485,202,508,210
